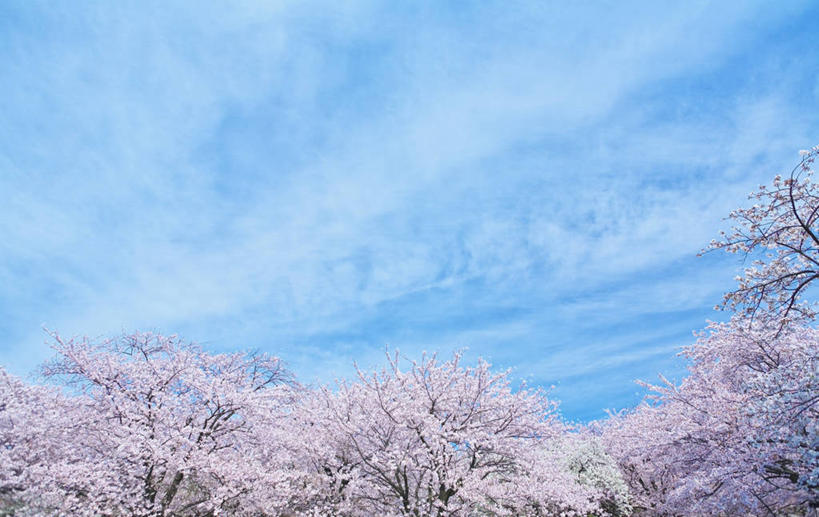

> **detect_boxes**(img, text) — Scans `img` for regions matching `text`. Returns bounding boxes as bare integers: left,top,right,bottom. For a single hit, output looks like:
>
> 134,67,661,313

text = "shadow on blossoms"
1,148,818,516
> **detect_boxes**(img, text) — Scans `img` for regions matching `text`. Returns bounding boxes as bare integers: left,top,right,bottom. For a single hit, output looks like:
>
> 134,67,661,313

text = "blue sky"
1,1,818,421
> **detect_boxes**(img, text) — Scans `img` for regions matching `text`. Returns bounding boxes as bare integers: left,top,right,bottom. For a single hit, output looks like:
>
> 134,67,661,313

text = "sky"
1,1,818,421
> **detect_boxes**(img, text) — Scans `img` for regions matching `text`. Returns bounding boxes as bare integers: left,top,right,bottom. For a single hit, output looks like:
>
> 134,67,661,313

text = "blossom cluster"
600,319,819,514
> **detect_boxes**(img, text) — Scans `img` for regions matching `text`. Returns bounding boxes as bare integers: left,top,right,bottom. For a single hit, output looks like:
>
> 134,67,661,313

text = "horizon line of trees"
1,147,818,516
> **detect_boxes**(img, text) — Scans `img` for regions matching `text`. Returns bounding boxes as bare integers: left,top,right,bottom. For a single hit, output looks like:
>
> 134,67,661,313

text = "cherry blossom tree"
706,146,819,329
19,331,303,516
298,350,623,516
602,318,819,515
550,435,632,516
596,147,819,515
0,365,112,515
1,367,35,511
0,367,60,514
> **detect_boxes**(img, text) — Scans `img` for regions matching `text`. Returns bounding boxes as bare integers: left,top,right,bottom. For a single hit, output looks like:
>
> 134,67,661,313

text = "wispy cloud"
1,0,817,419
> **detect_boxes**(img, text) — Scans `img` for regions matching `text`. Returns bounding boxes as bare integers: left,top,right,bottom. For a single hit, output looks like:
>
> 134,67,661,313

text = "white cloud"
0,0,817,418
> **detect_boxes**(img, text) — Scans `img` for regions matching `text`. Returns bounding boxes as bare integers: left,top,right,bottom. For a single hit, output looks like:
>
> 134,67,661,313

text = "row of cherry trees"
1,335,630,516
1,148,818,516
